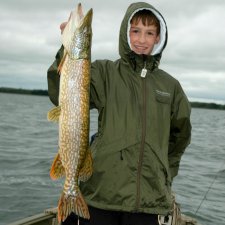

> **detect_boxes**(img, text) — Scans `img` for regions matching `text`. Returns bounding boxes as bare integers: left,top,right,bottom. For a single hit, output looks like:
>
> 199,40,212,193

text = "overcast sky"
0,0,225,103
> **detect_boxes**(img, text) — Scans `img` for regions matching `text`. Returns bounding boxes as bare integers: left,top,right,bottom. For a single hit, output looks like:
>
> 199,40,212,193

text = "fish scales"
59,58,90,184
48,3,93,222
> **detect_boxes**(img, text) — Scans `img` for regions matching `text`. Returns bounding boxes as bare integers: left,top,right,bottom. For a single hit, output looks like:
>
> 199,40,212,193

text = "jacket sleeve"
47,45,64,106
168,82,192,179
47,46,106,109
89,60,107,110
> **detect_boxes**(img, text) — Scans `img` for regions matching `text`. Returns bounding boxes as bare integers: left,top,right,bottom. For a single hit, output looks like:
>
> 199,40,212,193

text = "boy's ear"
155,35,160,44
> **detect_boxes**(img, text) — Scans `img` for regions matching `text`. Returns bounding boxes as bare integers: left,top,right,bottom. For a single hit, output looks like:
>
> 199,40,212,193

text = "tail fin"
58,191,90,222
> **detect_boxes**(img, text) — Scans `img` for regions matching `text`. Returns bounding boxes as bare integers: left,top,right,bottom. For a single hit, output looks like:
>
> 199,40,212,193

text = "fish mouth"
81,8,93,28
61,3,93,60
76,3,93,28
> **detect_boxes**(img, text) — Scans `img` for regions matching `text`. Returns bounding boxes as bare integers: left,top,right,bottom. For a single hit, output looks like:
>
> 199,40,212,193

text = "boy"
47,2,191,225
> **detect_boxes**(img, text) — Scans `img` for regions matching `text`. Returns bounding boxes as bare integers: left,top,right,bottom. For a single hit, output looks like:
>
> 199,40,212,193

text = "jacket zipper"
135,61,147,210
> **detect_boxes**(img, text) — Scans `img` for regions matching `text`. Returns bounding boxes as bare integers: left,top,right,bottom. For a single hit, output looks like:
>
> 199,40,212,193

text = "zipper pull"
140,61,147,78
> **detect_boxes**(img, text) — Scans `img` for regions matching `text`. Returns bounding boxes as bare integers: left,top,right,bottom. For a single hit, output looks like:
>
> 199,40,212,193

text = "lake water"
0,93,224,225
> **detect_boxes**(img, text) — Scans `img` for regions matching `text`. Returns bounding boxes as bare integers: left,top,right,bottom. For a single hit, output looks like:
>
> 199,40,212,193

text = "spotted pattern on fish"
48,3,93,222
59,58,91,198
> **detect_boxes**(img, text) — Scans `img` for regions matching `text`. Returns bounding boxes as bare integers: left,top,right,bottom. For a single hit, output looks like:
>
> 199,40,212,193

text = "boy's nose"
139,33,146,43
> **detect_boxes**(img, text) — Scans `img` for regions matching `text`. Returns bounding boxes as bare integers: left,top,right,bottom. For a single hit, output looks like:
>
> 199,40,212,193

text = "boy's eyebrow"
130,25,157,31
130,26,139,29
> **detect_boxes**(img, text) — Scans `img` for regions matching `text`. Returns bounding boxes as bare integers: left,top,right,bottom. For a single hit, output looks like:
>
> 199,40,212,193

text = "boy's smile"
129,20,160,55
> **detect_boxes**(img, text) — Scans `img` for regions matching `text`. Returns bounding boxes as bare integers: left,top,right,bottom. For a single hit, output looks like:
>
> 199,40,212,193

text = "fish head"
62,3,93,60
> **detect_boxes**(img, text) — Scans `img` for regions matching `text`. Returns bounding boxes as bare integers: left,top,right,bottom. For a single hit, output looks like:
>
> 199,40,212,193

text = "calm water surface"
0,93,224,225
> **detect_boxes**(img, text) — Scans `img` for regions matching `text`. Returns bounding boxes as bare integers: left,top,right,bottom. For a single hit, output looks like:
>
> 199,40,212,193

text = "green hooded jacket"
47,2,191,215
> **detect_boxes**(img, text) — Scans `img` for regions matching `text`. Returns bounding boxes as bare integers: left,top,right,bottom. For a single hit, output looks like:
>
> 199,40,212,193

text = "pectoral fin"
47,106,61,122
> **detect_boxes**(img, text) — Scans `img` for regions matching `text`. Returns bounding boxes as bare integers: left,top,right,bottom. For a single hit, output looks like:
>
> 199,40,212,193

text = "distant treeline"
0,87,48,96
190,102,225,110
1,87,225,110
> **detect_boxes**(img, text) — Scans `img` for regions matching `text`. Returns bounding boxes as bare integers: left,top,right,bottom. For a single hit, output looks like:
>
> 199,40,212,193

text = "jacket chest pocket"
155,90,171,104
154,90,172,122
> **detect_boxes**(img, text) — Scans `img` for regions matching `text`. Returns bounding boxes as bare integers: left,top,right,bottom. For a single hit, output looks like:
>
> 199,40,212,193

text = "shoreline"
0,87,48,96
1,87,225,110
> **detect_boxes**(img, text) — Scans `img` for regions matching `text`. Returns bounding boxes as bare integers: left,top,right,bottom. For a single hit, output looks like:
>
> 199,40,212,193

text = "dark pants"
62,206,159,225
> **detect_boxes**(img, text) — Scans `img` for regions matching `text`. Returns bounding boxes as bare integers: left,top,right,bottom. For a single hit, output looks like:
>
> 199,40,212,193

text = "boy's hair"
130,9,160,35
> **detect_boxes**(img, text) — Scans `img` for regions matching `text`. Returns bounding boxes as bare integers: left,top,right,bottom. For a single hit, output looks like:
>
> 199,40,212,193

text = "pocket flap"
155,90,171,104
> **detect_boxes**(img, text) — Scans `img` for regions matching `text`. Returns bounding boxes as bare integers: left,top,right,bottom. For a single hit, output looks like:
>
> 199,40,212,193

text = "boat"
7,208,58,225
7,208,59,225
7,207,202,225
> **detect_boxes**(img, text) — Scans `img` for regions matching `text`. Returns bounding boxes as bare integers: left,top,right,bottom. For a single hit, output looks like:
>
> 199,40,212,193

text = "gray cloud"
0,0,224,102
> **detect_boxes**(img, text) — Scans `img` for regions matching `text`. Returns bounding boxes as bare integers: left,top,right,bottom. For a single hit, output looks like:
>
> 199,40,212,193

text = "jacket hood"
119,2,168,63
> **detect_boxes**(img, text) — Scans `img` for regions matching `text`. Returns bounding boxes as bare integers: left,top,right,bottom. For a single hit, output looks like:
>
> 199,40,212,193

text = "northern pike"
48,3,93,222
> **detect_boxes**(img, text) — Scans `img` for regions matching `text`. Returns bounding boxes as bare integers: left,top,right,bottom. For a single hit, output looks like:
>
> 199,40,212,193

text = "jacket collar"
125,51,161,73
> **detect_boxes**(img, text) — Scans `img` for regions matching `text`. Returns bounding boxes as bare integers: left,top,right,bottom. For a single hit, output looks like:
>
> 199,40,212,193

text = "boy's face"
129,19,160,55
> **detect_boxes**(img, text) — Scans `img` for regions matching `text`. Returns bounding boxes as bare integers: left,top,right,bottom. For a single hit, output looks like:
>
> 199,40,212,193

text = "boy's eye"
131,29,139,33
147,31,157,36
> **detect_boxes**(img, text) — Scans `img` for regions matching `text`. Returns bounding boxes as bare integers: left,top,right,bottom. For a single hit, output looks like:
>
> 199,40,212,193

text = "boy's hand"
60,22,68,34
59,12,72,34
